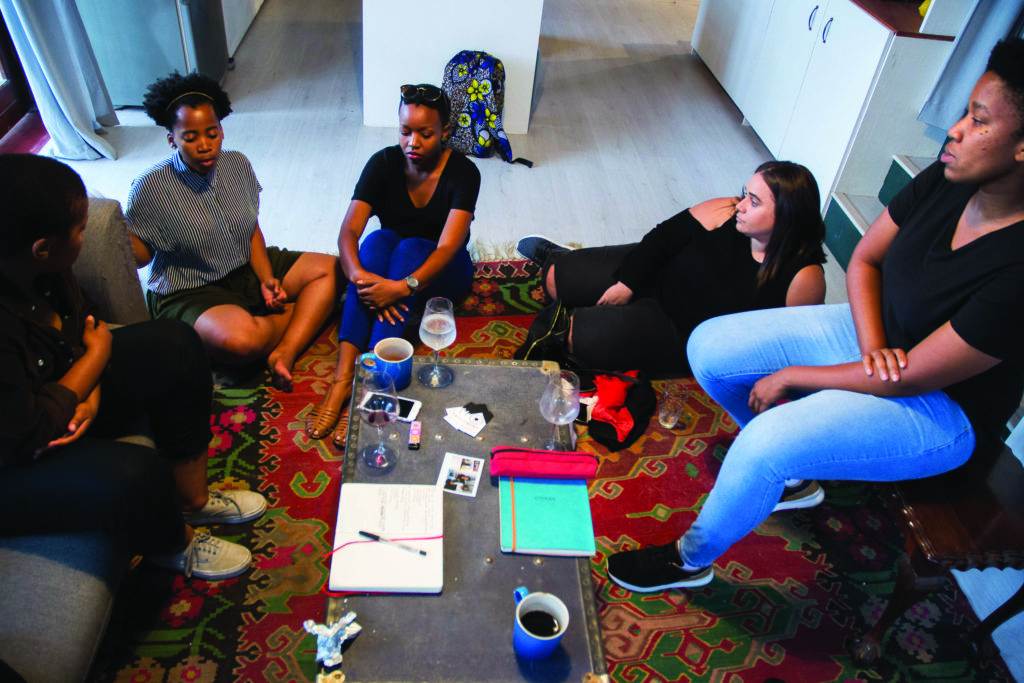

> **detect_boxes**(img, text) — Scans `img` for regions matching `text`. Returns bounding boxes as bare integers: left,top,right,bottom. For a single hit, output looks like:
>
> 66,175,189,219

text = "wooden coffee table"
325,357,606,682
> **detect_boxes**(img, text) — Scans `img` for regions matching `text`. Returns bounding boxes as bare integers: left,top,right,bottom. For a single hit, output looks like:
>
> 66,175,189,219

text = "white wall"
362,0,544,134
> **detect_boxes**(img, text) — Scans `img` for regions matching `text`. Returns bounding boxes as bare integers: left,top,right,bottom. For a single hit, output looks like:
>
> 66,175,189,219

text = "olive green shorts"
146,247,304,326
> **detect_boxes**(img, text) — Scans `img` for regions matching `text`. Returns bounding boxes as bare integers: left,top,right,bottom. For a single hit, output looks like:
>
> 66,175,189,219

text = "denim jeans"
681,303,975,568
339,229,474,351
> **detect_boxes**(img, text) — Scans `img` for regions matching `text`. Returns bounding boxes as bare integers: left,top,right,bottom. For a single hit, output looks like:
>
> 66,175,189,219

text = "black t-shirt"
884,161,1024,441
616,209,822,342
352,146,481,241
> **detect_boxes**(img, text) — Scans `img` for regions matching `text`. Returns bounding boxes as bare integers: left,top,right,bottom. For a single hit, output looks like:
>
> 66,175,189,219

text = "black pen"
358,530,427,556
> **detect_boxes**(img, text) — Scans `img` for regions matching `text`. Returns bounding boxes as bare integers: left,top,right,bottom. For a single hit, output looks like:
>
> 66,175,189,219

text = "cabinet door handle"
807,5,819,31
822,17,834,43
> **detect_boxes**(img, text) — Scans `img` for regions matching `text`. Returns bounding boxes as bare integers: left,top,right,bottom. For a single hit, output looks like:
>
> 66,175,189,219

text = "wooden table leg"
850,553,947,665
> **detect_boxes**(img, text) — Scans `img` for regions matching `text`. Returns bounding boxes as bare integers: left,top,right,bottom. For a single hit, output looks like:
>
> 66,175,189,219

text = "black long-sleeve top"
615,209,823,344
0,270,88,466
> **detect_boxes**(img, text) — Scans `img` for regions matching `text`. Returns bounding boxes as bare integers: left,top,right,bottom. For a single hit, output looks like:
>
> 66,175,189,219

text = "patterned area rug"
91,260,1009,682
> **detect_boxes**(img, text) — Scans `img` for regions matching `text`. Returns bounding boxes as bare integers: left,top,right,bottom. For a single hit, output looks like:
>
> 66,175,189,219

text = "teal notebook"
498,476,596,557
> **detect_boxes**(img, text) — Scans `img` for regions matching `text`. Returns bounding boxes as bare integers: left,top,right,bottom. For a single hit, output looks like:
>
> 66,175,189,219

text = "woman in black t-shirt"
307,84,481,443
516,160,827,374
606,40,1024,594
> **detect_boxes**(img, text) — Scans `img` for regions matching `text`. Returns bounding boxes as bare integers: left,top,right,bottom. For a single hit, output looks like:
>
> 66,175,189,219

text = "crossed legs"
607,304,976,591
194,252,337,387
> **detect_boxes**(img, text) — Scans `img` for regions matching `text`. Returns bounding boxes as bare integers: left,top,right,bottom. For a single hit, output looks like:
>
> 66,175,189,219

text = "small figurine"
303,612,361,668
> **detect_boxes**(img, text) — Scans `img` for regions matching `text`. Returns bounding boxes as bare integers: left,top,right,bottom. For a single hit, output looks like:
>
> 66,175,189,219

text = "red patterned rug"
91,260,1010,682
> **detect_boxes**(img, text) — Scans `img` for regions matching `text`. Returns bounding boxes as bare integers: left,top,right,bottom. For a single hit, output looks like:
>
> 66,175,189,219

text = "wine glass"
417,297,457,388
539,370,580,450
358,370,400,473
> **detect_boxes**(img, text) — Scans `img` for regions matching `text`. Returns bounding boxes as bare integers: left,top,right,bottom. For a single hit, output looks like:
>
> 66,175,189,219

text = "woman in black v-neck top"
523,160,828,374
306,84,481,443
605,40,1024,594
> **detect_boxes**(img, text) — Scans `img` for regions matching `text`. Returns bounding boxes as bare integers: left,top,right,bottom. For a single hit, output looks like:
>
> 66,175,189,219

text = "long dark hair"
755,160,826,287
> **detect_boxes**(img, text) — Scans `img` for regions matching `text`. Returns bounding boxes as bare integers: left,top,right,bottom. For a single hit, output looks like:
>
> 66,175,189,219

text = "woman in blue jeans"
306,84,481,444
607,39,1024,592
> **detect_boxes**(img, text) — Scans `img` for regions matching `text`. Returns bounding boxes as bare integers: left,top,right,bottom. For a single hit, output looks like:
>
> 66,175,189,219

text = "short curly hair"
0,154,86,256
986,38,1024,135
142,71,233,131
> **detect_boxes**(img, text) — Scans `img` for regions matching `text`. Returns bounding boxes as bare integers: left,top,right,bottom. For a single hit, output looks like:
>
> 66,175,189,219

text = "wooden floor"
64,0,847,302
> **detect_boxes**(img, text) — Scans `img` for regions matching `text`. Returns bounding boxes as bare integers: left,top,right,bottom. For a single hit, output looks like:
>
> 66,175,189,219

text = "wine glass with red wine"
358,370,399,473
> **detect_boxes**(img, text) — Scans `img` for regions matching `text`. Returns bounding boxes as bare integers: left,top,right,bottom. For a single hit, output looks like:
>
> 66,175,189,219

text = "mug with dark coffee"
512,586,569,659
359,337,414,390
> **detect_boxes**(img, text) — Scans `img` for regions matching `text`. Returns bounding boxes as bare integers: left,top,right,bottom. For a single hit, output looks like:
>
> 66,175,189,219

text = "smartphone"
358,392,422,423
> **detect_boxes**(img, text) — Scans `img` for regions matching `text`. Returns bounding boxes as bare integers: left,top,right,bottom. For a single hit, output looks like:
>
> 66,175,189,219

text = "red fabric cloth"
591,371,639,441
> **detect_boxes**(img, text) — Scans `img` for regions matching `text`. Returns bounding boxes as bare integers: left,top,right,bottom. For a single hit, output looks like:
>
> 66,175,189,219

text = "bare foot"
267,346,297,391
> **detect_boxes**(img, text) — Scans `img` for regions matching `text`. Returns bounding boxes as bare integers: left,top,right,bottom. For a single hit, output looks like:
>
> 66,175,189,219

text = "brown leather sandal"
304,401,341,439
332,410,350,450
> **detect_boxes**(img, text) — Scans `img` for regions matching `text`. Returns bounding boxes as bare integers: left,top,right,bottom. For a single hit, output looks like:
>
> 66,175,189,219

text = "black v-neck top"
884,161,1024,440
352,146,480,242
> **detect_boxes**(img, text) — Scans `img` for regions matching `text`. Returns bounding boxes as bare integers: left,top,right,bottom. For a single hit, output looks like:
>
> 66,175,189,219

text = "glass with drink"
538,370,580,450
417,297,457,388
658,385,686,429
358,370,400,473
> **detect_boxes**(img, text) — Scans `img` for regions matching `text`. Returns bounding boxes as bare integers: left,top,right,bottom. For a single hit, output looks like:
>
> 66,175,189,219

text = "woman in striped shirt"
126,72,338,390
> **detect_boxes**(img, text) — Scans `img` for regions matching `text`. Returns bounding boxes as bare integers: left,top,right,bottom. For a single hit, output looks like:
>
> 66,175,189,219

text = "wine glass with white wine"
539,370,580,450
417,297,457,388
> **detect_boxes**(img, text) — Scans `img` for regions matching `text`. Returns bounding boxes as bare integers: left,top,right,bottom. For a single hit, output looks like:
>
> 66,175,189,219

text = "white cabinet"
693,0,957,211
777,1,891,204
222,0,265,57
742,0,824,155
692,0,773,113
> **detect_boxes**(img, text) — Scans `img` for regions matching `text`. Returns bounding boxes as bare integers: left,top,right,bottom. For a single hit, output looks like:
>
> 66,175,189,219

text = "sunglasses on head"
400,84,443,103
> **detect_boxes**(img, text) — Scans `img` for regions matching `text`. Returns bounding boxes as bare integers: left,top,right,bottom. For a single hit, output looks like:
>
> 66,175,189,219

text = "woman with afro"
127,72,337,389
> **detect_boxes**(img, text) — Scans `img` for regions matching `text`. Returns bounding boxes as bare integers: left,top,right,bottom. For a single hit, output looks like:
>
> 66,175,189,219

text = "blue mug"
359,337,414,391
513,586,569,659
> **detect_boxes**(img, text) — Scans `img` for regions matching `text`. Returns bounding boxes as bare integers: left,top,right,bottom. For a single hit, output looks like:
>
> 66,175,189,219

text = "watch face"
406,276,419,290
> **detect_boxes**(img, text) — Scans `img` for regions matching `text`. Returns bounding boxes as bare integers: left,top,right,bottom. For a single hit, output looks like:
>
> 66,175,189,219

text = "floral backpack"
442,50,532,166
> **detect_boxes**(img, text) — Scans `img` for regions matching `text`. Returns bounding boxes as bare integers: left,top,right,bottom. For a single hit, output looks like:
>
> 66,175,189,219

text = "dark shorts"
550,245,688,376
146,247,304,326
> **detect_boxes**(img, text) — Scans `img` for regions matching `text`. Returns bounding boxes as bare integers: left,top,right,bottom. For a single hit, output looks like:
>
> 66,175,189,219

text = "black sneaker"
606,542,714,592
516,234,572,267
773,480,825,512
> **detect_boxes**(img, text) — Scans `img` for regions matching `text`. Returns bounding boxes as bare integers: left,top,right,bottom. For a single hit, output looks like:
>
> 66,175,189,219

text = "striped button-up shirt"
126,150,261,295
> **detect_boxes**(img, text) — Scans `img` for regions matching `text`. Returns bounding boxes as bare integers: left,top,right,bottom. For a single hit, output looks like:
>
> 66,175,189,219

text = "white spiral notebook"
329,483,444,593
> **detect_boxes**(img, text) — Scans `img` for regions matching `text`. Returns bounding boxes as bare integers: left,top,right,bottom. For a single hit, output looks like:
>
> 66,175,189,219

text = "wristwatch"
404,275,420,293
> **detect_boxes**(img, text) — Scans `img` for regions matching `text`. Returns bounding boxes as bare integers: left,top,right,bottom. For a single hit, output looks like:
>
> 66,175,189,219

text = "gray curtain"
919,0,1024,131
0,0,118,160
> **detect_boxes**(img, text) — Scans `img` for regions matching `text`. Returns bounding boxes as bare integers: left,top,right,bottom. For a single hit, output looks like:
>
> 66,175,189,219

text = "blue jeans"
339,229,474,351
681,304,975,568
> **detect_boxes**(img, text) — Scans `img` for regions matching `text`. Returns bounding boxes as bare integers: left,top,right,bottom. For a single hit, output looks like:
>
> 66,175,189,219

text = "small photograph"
436,452,485,497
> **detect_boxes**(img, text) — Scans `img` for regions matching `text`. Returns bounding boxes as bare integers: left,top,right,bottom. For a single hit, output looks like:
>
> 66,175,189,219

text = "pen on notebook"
358,530,428,556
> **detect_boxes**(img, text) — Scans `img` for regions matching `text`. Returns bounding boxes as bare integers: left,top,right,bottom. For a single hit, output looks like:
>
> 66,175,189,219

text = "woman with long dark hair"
517,160,827,375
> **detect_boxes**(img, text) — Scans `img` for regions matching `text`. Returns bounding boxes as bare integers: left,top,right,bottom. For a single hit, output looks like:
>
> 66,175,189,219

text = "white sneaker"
773,480,825,512
151,531,252,580
184,489,267,525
